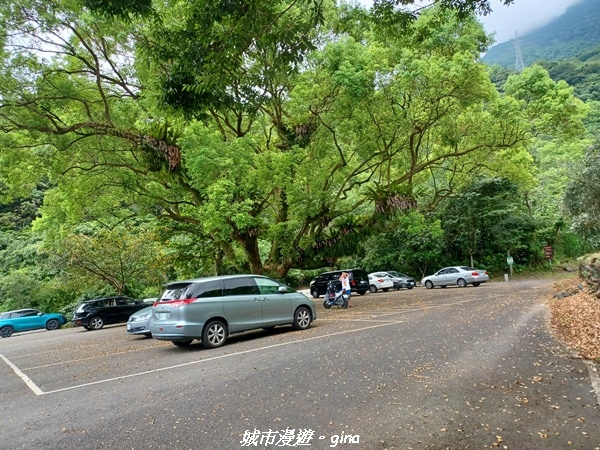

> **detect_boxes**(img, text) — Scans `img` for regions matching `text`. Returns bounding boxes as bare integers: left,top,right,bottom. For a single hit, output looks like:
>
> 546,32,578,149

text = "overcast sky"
480,0,584,44
357,0,584,45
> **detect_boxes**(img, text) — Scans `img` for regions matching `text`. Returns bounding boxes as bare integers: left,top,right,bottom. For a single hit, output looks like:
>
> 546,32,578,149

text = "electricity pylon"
514,30,524,72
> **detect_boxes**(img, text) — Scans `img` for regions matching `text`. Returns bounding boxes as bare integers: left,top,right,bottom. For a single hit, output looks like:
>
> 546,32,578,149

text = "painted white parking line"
2,320,405,396
584,360,600,405
0,353,43,396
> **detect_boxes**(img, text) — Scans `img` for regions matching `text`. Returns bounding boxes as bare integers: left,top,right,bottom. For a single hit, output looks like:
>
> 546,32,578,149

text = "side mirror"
278,286,288,293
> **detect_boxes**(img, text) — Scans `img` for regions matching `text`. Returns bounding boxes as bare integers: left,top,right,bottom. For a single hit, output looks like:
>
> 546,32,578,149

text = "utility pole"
514,30,524,72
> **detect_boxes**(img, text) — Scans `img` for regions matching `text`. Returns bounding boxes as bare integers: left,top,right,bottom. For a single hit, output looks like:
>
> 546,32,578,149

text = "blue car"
0,309,67,338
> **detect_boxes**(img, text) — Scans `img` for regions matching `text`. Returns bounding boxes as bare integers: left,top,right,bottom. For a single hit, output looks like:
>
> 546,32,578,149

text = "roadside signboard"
544,246,554,259
506,256,514,265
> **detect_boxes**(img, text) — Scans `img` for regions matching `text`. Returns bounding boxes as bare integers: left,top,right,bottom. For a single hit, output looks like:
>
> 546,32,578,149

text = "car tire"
172,339,193,347
323,301,331,309
407,286,414,289
0,326,14,338
46,319,60,330
425,280,434,289
357,290,367,295
293,307,312,330
88,316,104,330
473,282,481,287
393,282,400,290
457,278,467,288
311,288,319,299
202,320,227,348
369,285,378,293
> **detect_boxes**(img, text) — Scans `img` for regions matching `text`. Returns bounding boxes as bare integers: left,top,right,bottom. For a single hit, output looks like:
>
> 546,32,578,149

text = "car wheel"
393,282,400,290
425,280,434,289
46,319,60,330
369,285,378,293
172,339,193,347
0,326,14,338
88,316,104,330
311,288,319,299
202,320,227,348
323,301,331,309
382,288,390,292
357,290,367,295
293,307,312,330
407,286,414,290
457,278,467,288
473,282,481,287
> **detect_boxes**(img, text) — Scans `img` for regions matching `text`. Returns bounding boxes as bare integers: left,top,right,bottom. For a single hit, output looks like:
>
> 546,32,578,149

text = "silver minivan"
150,275,317,348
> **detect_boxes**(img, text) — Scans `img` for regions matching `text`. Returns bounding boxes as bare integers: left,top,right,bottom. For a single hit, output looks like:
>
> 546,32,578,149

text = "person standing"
339,272,352,307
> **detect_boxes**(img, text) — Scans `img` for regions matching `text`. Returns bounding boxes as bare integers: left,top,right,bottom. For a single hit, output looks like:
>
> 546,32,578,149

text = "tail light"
159,298,196,308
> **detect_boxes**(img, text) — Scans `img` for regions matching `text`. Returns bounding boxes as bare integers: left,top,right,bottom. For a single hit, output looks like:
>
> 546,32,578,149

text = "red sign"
544,246,553,259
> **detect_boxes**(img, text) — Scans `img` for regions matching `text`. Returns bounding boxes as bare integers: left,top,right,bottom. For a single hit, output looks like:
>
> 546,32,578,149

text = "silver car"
150,275,317,348
421,266,489,289
126,306,153,337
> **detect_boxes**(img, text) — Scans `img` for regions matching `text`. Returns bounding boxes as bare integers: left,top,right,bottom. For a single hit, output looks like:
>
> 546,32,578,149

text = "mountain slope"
482,0,600,69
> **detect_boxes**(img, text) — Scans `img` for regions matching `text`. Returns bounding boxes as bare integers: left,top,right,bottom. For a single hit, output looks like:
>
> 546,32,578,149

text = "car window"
351,269,368,280
223,277,259,296
21,310,40,317
449,268,459,273
116,298,128,306
254,277,282,295
160,283,193,301
188,280,223,298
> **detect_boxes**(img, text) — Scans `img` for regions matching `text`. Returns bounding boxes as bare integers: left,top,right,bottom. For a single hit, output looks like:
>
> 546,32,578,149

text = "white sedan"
421,266,489,289
367,273,394,293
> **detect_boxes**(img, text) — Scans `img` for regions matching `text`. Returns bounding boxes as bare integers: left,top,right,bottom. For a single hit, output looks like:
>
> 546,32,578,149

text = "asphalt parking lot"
1,284,503,395
1,279,599,449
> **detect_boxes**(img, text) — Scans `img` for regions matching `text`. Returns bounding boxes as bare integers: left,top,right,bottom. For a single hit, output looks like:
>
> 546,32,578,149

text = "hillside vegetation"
483,0,600,69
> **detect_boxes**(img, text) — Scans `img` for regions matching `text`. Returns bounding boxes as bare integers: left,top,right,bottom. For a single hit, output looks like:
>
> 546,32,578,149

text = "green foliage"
83,0,153,18
0,0,595,309
440,178,540,273
55,226,169,295
563,141,600,248
360,211,444,278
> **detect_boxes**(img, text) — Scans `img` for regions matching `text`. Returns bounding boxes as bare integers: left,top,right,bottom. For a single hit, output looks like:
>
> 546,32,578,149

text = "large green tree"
0,0,586,282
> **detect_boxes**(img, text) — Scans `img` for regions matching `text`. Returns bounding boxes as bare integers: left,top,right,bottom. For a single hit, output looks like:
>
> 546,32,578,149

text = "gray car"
126,306,153,337
372,271,416,290
150,275,317,348
421,266,489,289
